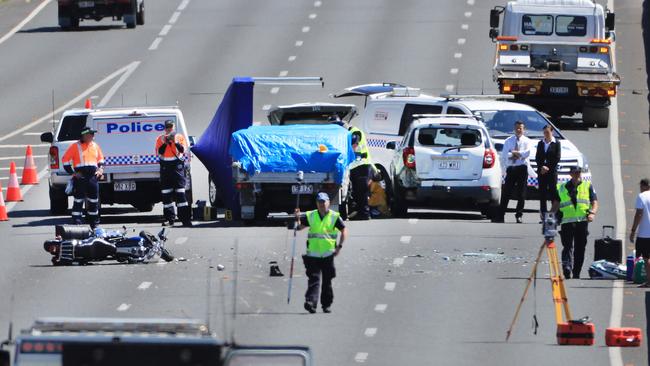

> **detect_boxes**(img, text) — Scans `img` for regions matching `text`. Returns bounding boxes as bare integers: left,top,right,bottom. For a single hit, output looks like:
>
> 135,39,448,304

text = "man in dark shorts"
630,178,650,286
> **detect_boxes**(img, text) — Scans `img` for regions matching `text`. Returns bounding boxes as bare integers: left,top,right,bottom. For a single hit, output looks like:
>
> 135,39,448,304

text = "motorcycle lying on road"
43,225,174,266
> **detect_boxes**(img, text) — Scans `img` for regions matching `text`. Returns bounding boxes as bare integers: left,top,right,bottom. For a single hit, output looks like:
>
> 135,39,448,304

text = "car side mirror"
489,9,500,29
386,141,396,150
489,28,499,40
224,347,312,366
40,132,53,143
605,12,615,31
188,135,196,147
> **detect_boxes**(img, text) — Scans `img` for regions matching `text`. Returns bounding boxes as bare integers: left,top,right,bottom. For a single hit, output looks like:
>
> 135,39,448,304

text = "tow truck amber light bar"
500,80,542,95
496,36,517,41
590,38,612,44
576,82,616,97
498,43,528,52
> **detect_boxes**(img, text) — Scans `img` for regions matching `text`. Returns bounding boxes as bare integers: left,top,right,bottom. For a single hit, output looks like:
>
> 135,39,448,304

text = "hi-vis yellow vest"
557,181,592,223
349,126,371,169
306,210,340,257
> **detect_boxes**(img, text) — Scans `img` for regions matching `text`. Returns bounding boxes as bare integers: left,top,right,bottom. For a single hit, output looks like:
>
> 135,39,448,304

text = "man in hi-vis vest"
155,120,192,227
349,126,378,220
62,126,105,227
551,166,598,279
295,192,348,314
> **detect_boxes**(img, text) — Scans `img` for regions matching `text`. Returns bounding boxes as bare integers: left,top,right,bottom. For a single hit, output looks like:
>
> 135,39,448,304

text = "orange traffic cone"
85,98,92,109
0,182,8,221
21,145,38,185
6,162,23,202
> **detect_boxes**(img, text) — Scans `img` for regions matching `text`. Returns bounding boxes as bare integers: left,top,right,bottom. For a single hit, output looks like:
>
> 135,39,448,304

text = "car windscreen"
57,115,87,141
475,110,561,139
556,15,587,37
522,14,553,36
416,127,482,148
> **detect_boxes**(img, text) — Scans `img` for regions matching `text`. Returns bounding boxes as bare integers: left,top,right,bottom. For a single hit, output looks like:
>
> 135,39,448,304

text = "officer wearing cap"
551,166,599,279
61,126,105,227
155,119,192,227
295,192,348,313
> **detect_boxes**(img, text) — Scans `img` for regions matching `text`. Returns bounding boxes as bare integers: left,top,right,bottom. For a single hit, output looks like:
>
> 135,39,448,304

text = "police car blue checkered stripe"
105,155,159,166
367,138,388,148
511,175,593,188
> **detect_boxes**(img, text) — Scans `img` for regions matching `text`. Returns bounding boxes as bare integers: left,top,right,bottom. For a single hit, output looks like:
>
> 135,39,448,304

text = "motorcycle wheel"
160,248,175,262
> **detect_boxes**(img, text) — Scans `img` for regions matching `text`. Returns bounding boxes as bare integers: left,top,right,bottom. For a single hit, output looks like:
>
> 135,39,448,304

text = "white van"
41,106,193,214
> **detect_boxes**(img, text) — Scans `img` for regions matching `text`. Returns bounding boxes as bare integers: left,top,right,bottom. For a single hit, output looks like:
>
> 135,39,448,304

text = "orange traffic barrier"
6,162,23,202
0,182,8,221
21,145,38,185
85,98,92,109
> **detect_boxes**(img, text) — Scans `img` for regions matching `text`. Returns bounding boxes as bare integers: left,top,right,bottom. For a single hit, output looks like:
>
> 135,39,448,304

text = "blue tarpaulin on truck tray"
229,124,355,184
191,77,254,215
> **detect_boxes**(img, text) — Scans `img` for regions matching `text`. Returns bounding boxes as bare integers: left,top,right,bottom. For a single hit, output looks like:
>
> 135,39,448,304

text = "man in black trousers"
535,125,561,220
498,120,532,223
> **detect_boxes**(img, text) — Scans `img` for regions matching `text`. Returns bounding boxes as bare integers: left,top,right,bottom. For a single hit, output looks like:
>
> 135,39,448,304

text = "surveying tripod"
506,215,572,341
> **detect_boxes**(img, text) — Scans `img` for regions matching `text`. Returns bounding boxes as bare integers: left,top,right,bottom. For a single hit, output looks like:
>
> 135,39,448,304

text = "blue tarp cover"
229,124,354,184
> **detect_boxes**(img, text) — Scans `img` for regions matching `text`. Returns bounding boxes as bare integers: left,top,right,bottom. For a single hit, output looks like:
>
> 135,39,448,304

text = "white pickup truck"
41,106,193,214
488,0,620,127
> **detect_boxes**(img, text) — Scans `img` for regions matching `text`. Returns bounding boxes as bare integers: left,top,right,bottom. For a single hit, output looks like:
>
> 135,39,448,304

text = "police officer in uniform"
155,120,192,227
62,127,105,228
551,166,599,279
295,192,348,313
349,126,378,220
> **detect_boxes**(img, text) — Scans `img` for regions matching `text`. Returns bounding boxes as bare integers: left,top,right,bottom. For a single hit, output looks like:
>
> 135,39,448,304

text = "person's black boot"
304,302,316,314
322,307,331,313
563,269,572,279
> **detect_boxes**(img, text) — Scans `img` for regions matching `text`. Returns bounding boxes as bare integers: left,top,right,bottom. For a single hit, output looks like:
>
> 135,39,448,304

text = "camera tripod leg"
546,241,572,324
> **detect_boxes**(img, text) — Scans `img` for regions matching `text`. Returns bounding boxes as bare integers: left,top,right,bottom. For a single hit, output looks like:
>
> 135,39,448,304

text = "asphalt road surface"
0,0,648,365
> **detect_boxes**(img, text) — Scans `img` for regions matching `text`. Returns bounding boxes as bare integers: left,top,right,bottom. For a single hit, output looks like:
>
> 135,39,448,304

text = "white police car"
41,106,193,214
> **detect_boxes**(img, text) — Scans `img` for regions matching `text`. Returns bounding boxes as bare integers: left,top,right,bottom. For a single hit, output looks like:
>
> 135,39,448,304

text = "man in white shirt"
496,120,532,223
630,178,650,287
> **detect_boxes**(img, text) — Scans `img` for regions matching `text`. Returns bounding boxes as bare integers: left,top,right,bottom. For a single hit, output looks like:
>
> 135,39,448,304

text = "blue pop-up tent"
191,77,254,217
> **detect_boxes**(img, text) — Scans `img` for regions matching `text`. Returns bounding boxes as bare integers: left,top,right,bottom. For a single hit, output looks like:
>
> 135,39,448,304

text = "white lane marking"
467,0,475,5
450,68,459,75
464,11,472,18
461,24,469,30
0,168,8,171
270,87,280,94
302,26,310,33
0,154,46,160
0,177,8,181
384,282,396,291
0,144,48,148
457,38,466,45
98,61,141,107
364,328,377,337
262,104,272,111
408,218,418,224
314,0,322,7
137,281,152,290
116,303,131,311
23,132,44,136
445,84,456,92
149,37,163,50
392,257,405,267
169,11,181,24
295,40,303,47
454,52,463,58
5,167,47,211
278,70,289,77
0,0,52,47
399,235,412,244
177,0,190,11
159,24,172,36
174,236,188,245
0,62,138,143
374,304,387,313
354,353,368,363
309,13,317,19
288,55,297,62
239,296,251,309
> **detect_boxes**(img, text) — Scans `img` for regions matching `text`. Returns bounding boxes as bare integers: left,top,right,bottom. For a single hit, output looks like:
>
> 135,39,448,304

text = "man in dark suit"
535,125,561,219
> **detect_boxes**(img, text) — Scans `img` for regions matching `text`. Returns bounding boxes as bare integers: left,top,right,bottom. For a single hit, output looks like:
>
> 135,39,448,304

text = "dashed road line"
174,236,188,245
364,328,377,337
374,304,387,313
116,303,131,311
278,70,289,77
149,37,163,50
302,26,310,33
262,104,272,111
354,352,368,363
450,68,459,75
457,38,466,45
270,87,280,94
288,55,297,62
295,40,304,47
23,132,44,136
159,24,172,36
177,0,190,11
464,11,472,18
408,218,418,224
461,24,469,30
445,84,456,92
137,281,152,290
467,0,475,5
399,235,412,244
169,11,181,24
384,282,396,291
309,13,317,19
314,0,322,7
454,52,463,58
392,257,405,267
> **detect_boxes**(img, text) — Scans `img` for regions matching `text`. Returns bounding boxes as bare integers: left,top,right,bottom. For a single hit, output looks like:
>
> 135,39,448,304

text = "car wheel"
125,0,137,28
136,1,145,25
208,174,223,207
50,186,68,215
391,179,408,218
70,16,80,29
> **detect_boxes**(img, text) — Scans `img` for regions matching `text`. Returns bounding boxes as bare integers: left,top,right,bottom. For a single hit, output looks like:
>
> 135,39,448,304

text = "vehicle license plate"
550,86,569,95
291,185,313,194
78,1,95,8
438,160,461,170
114,181,136,192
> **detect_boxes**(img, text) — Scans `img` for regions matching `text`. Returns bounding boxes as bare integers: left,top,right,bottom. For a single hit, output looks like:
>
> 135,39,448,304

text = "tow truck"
488,0,620,127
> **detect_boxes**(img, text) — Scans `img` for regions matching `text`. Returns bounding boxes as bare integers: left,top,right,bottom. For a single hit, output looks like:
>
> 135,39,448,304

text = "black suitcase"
594,225,622,263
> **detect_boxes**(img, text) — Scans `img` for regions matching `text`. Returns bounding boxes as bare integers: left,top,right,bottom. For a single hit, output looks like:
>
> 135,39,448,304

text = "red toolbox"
557,320,596,346
605,327,642,347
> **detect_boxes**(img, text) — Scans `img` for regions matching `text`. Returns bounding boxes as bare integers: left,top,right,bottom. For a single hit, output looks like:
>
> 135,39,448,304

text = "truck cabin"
490,0,615,74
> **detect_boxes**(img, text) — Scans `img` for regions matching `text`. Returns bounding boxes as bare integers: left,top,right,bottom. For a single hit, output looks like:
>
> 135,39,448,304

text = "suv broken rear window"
417,128,481,147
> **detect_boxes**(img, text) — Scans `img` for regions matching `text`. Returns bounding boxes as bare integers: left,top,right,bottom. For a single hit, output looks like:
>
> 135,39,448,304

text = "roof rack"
28,318,210,336
412,114,478,119
439,94,515,101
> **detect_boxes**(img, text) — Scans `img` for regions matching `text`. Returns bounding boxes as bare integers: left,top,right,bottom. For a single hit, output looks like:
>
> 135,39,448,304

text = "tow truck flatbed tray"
495,69,620,83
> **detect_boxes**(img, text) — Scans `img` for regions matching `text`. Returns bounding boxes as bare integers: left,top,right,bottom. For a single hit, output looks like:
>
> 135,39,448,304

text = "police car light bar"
391,87,421,97
440,94,515,101
252,77,324,87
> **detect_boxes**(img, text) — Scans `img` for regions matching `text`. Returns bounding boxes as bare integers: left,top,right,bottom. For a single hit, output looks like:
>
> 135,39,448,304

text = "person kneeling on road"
155,120,192,227
62,127,105,228
295,192,348,314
